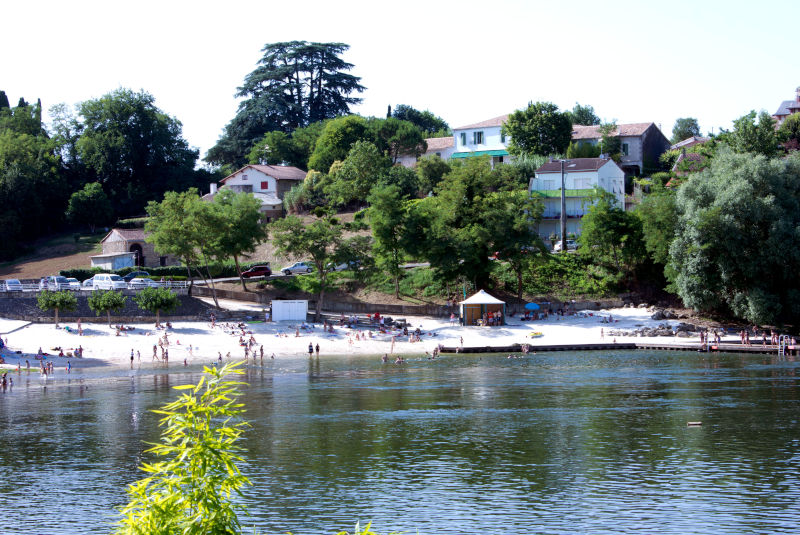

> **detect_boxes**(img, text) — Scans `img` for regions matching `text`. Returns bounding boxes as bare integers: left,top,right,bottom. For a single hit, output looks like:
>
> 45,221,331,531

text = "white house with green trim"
531,158,625,240
451,114,511,166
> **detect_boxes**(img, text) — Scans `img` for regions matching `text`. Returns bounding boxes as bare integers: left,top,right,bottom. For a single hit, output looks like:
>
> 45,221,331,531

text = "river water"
1,350,799,534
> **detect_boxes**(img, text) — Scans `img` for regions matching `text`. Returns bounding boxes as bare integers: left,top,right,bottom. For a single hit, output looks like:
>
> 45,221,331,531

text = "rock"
651,309,666,320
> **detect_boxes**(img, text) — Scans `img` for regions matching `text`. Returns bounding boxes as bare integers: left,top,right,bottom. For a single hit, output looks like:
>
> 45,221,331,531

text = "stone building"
92,229,177,269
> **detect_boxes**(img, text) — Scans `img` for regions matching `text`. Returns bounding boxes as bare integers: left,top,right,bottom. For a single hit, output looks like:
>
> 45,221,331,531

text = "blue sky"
3,0,798,161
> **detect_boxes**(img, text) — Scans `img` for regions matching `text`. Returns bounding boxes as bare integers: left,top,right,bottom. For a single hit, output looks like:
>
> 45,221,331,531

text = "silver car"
281,262,314,275
2,279,23,291
128,277,161,289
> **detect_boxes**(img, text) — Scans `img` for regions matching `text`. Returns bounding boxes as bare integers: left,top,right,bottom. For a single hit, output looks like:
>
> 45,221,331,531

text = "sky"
3,0,798,163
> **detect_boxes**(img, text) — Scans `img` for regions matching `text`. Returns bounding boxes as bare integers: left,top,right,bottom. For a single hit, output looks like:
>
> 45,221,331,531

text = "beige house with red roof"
93,228,177,269
206,164,307,221
570,122,670,176
396,136,456,167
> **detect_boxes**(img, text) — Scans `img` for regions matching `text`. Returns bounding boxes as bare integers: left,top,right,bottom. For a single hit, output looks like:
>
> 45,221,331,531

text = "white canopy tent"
459,290,506,326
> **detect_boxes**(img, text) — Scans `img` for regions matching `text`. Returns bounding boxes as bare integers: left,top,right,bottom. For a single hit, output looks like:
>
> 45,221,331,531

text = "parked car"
2,279,23,291
241,265,272,278
327,260,360,272
82,276,95,288
281,262,314,276
553,239,577,252
40,276,75,291
64,277,81,290
123,270,150,283
93,273,127,290
128,277,160,289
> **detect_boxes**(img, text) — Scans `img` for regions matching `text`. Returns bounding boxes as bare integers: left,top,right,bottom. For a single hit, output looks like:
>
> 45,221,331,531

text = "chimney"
210,183,218,195
796,86,800,102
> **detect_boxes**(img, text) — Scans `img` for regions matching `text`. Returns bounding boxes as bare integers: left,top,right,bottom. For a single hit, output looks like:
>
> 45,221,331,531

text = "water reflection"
0,351,799,533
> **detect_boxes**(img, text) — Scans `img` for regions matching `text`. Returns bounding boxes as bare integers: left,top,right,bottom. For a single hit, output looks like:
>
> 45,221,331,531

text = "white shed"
271,300,308,322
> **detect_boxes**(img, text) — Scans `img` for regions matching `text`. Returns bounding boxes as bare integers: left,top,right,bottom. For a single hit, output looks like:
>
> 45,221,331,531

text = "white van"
93,273,127,290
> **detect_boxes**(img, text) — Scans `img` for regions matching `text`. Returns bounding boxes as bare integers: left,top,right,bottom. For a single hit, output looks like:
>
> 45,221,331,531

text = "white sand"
0,306,724,372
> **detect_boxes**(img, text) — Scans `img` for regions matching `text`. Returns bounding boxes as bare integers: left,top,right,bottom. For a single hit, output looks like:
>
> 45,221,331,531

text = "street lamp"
559,159,569,252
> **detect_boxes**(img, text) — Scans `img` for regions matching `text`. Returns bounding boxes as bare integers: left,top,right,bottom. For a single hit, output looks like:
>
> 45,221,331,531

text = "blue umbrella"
524,303,540,310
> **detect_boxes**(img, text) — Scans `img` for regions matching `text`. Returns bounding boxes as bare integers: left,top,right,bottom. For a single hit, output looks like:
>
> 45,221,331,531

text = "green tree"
391,104,450,135
778,113,800,151
670,117,701,144
212,189,267,291
635,186,677,266
367,184,408,298
727,110,779,157
308,115,370,172
115,361,250,535
87,290,128,327
207,41,365,168
578,189,645,272
566,103,600,126
76,88,200,216
326,140,391,207
484,190,546,299
65,182,113,233
269,215,343,321
415,154,451,195
37,290,78,327
598,122,621,157
668,150,800,324
502,101,572,156
370,117,427,163
246,121,327,169
133,286,180,327
566,141,601,159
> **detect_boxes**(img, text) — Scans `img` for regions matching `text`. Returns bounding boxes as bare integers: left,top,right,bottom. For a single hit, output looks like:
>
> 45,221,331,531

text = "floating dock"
439,342,794,355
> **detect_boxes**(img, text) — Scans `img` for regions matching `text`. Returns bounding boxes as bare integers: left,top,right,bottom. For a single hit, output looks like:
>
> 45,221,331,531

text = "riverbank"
0,306,742,372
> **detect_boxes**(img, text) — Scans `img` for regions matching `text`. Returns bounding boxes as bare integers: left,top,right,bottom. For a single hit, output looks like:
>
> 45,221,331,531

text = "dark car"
242,265,272,278
123,270,150,283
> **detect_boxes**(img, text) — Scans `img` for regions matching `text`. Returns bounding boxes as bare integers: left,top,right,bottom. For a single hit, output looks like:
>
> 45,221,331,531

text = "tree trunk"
107,310,112,328
234,255,247,292
394,274,400,299
185,263,194,296
156,309,161,328
54,308,59,328
316,287,324,323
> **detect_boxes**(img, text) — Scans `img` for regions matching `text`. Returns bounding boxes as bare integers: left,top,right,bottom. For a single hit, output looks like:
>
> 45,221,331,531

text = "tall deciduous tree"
307,115,369,172
368,184,408,298
207,41,365,168
65,182,114,233
670,117,701,144
370,117,427,163
391,104,450,135
566,103,601,126
668,149,800,325
502,101,572,156
727,110,780,157
326,140,390,207
76,88,199,216
212,189,267,291
269,215,343,321
578,189,645,272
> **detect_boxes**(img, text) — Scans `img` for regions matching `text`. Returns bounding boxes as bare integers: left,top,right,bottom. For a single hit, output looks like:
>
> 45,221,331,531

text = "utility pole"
560,159,567,252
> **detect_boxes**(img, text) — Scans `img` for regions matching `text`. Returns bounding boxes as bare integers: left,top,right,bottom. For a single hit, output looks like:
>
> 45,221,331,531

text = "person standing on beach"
315,343,320,357
308,343,314,357
260,346,264,360
130,349,134,366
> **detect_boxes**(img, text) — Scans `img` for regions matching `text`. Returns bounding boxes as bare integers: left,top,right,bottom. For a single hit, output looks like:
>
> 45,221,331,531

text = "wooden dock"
439,342,793,355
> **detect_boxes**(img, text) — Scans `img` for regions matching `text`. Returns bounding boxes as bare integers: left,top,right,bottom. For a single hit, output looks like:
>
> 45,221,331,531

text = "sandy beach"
0,305,726,372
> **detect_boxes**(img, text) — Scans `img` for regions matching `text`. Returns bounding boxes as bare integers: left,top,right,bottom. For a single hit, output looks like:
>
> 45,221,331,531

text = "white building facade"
213,165,306,221
451,114,511,166
531,158,625,240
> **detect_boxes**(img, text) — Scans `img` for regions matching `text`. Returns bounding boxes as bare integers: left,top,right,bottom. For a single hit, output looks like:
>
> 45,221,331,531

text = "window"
159,256,167,267
621,143,629,156
260,181,269,190
473,131,484,144
242,174,248,181
435,152,441,157
501,133,506,143
460,133,466,146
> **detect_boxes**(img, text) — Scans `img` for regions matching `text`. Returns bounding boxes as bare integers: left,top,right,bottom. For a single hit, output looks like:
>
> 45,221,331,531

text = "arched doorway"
129,243,144,267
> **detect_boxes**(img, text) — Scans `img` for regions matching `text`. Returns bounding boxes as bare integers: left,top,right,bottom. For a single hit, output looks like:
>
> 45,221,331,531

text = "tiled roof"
536,158,614,173
773,100,800,115
424,136,454,151
221,164,306,183
454,114,509,130
670,136,710,150
571,122,655,140
111,228,146,241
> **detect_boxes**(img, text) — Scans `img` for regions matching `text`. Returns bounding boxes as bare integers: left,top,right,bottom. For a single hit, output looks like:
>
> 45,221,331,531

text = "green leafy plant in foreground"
115,361,251,535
